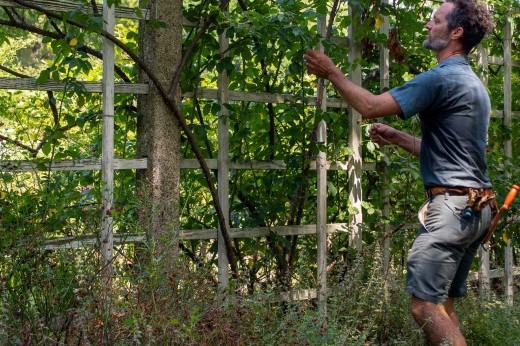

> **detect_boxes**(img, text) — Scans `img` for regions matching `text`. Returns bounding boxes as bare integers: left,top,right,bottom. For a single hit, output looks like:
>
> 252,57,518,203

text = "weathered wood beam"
0,78,149,94
42,223,349,250
0,158,377,172
279,289,317,301
0,0,150,19
468,266,520,281
0,158,147,171
183,89,351,109
0,79,517,118
185,89,520,117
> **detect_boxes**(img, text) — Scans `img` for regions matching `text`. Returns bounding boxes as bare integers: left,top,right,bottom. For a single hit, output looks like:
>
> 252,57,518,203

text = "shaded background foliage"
0,0,519,343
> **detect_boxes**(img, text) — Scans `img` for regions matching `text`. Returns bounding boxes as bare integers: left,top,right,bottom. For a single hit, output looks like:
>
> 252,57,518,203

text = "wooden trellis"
0,0,519,308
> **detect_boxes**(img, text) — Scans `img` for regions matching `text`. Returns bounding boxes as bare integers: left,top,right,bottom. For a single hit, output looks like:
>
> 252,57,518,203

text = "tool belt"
426,186,498,217
426,186,499,244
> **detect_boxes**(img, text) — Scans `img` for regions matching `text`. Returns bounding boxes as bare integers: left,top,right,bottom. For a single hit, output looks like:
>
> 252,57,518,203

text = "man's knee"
410,296,439,323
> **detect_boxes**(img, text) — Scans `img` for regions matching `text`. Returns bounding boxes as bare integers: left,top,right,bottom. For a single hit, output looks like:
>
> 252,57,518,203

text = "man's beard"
423,36,449,51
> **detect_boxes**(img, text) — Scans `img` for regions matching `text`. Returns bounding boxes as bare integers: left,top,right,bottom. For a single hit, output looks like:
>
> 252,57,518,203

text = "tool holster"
468,188,499,245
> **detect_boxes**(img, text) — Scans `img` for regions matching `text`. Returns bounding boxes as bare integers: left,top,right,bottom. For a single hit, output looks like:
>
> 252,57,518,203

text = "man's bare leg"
410,296,466,346
443,297,462,330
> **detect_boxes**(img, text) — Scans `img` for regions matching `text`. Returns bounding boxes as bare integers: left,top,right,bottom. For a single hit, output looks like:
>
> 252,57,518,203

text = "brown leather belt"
426,187,494,198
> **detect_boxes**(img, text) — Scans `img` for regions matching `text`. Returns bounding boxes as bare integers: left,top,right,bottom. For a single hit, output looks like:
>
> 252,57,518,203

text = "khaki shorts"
406,193,492,304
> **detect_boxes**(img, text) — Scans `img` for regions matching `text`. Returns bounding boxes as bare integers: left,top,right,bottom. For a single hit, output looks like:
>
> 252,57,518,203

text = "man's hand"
370,123,421,156
304,49,338,80
369,123,398,146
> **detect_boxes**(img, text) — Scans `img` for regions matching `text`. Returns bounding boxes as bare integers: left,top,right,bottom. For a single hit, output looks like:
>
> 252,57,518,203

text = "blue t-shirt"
389,56,492,189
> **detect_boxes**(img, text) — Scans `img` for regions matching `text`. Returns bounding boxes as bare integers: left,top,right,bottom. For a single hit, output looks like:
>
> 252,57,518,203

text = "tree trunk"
136,0,182,273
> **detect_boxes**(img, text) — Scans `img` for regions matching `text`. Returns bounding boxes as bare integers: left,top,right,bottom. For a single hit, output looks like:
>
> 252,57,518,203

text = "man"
305,1,494,345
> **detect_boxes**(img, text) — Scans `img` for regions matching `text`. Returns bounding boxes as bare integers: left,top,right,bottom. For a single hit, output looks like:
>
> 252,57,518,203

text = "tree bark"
136,0,183,270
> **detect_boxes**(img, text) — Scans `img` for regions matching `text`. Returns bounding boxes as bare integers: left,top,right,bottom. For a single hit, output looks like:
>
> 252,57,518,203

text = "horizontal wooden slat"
180,159,287,170
180,223,348,240
185,89,520,118
42,223,349,249
0,81,516,119
467,266,520,281
0,78,149,94
0,158,147,171
183,89,349,109
1,158,376,172
42,233,144,250
280,289,317,301
486,55,520,68
183,159,375,171
0,0,150,19
490,109,520,119
42,220,520,247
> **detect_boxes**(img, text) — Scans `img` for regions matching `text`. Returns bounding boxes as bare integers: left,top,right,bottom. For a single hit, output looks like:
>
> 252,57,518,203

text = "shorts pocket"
424,195,469,233
442,197,467,220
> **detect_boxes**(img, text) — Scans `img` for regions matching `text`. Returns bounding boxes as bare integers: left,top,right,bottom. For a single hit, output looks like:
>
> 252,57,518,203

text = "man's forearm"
392,130,421,157
327,67,403,119
304,49,402,118
328,69,376,117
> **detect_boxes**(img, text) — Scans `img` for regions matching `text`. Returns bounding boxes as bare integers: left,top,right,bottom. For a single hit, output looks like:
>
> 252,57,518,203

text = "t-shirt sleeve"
388,70,443,119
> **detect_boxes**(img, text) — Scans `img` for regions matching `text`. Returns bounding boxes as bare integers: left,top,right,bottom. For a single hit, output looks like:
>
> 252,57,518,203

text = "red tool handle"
501,184,519,210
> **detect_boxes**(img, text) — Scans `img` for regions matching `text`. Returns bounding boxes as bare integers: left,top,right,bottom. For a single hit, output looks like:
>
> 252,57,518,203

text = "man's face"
423,2,455,51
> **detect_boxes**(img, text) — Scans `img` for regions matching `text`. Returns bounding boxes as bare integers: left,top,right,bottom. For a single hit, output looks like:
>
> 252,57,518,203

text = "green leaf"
41,142,52,156
36,69,50,85
327,182,338,196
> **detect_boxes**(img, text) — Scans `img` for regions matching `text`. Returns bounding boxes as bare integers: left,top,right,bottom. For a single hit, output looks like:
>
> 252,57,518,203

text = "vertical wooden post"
477,45,490,298
316,119,327,314
379,3,390,274
348,4,363,250
101,0,115,281
315,16,328,315
217,0,230,289
503,14,513,306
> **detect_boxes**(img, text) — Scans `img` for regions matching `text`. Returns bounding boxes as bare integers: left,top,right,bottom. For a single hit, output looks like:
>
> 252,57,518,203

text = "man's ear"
451,26,464,40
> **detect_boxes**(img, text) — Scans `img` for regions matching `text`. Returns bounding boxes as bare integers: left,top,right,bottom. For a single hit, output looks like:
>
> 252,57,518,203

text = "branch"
47,17,64,36
89,0,99,15
379,212,416,241
0,135,38,154
47,90,59,126
3,6,16,22
7,0,156,106
167,19,213,98
326,0,342,41
0,64,26,78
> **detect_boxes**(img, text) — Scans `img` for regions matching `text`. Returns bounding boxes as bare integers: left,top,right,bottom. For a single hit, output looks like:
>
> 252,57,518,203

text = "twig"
0,64,26,78
0,135,38,154
89,0,98,15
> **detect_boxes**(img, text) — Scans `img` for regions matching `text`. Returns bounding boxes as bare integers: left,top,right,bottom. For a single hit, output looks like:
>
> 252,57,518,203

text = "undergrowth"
2,241,520,345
